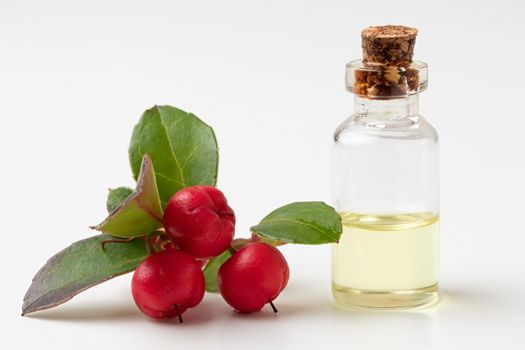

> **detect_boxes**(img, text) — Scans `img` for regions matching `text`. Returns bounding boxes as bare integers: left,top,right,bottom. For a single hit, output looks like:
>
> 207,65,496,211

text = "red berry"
131,248,205,321
217,242,289,313
164,186,235,259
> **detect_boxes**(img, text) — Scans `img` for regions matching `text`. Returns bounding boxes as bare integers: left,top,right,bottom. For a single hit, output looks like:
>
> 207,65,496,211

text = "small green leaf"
92,154,163,238
106,187,133,213
251,202,342,244
22,234,148,316
129,105,219,207
203,249,232,293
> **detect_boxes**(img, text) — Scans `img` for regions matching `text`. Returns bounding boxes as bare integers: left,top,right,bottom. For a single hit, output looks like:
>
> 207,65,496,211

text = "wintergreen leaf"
129,105,218,207
251,202,342,244
106,187,133,213
203,249,232,293
92,154,163,238
22,234,148,316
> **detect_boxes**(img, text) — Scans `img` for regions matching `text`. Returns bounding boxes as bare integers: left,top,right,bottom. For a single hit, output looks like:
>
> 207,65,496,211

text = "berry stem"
174,304,184,323
159,240,173,250
100,237,134,251
145,229,168,254
145,236,156,255
269,300,278,313
228,245,238,255
230,238,252,252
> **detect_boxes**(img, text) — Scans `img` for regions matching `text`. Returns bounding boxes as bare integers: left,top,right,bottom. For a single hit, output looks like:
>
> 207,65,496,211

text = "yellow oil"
332,212,439,309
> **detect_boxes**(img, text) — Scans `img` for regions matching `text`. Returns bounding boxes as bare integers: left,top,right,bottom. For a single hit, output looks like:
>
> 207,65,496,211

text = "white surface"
1,0,525,349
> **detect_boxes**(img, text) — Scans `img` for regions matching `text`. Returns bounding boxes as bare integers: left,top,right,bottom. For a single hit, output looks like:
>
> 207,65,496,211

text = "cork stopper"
361,25,418,66
347,25,425,99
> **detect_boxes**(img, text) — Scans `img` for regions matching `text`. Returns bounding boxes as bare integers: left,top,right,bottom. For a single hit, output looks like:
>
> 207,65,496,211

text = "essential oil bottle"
332,26,439,309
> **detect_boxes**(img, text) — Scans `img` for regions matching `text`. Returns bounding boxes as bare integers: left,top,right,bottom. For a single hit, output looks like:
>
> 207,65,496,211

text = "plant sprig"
22,105,342,316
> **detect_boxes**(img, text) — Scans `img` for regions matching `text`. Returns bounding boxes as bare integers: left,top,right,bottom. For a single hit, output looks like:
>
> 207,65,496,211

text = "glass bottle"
331,26,439,309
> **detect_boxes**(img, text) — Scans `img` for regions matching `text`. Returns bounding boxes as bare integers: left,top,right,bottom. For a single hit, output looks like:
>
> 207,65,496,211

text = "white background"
1,0,524,349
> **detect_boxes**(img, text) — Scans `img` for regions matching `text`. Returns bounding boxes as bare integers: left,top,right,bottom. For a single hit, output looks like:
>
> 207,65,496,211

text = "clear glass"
331,91,439,309
345,59,428,98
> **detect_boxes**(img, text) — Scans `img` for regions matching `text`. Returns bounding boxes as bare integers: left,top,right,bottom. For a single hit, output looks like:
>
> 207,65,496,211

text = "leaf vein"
181,135,203,169
154,171,185,187
158,112,186,187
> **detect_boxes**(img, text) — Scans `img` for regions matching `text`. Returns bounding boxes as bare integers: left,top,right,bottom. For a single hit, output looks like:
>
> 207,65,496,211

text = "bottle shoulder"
334,114,438,144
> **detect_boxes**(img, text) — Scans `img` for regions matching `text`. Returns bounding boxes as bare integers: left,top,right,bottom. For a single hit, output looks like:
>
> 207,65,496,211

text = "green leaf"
22,234,148,316
250,202,342,244
106,187,133,213
92,154,163,238
129,105,219,207
203,249,232,293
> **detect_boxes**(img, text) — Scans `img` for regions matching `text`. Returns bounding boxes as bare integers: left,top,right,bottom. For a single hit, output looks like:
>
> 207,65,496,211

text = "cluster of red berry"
131,185,289,322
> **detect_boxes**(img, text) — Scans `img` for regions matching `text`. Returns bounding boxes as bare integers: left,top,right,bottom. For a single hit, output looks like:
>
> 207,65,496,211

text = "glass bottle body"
332,95,439,309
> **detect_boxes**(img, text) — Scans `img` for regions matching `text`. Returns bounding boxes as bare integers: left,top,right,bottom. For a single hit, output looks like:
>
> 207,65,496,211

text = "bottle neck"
354,95,419,121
